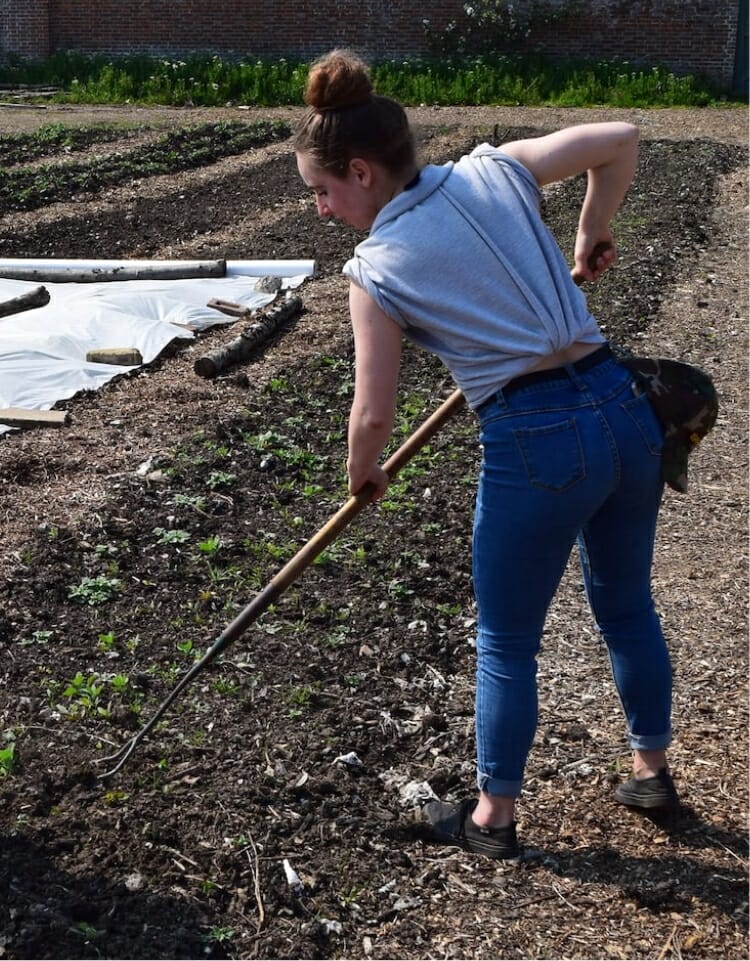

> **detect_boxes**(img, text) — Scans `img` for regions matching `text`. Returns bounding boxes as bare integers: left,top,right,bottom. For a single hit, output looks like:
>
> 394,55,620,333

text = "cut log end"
86,348,144,366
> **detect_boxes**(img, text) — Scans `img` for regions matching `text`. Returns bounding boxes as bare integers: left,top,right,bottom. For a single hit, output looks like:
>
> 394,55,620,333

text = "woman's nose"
316,197,331,218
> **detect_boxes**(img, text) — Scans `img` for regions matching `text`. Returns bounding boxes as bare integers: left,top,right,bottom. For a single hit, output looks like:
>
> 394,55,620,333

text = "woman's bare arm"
502,122,639,283
347,281,403,499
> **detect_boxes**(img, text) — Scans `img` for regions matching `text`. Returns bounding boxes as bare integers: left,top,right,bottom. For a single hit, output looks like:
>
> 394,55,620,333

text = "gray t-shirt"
343,144,605,409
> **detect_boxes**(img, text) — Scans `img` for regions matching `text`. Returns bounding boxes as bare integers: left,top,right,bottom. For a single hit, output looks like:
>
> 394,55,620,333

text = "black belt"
477,343,613,414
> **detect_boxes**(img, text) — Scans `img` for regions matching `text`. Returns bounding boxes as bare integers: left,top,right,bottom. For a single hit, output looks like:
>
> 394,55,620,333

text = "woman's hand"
347,462,390,501
571,238,616,285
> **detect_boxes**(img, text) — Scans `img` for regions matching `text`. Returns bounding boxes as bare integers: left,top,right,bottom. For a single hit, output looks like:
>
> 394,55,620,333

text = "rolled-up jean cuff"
628,730,672,751
477,772,522,798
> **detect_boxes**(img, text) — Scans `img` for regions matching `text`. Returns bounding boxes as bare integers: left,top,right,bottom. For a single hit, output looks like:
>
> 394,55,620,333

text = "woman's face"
296,152,379,231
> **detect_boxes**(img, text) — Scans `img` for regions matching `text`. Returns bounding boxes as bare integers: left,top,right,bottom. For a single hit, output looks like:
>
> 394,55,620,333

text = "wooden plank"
0,408,69,429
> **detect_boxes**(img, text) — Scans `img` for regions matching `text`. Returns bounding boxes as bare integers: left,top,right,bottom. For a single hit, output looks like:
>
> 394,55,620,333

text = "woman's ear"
349,157,374,186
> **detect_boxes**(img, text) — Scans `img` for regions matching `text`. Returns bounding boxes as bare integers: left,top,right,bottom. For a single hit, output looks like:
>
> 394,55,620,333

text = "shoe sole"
425,824,520,859
614,789,679,810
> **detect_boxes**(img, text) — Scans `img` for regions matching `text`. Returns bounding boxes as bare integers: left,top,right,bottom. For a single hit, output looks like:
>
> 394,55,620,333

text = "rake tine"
96,387,466,778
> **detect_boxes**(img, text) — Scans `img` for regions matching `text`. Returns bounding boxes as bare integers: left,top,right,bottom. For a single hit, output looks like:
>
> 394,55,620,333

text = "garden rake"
98,387,466,779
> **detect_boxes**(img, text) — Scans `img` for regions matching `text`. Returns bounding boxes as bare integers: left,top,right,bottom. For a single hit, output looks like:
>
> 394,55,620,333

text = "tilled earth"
0,103,747,961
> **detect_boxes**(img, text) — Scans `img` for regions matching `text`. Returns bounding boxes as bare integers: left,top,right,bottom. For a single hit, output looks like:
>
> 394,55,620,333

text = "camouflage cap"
621,356,718,493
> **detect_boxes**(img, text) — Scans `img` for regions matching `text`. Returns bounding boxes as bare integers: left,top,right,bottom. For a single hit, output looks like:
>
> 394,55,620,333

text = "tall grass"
0,50,735,108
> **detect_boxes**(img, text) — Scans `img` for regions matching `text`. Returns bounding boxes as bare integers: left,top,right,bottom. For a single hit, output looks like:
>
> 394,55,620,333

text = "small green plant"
0,741,17,777
125,635,140,653
198,535,221,555
102,789,129,806
68,575,121,605
153,526,191,545
20,629,53,646
202,925,234,946
206,470,236,490
97,631,116,651
73,921,100,941
212,677,239,696
171,492,207,511
61,672,104,717
109,674,129,693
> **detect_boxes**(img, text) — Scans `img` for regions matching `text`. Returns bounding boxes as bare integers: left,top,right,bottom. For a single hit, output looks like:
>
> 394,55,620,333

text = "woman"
294,49,677,859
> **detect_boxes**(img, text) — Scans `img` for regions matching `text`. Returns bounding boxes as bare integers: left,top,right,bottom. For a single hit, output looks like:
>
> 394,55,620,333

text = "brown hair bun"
304,49,372,111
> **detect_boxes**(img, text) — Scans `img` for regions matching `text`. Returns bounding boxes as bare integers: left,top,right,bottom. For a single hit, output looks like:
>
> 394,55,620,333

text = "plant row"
0,119,291,215
0,50,735,108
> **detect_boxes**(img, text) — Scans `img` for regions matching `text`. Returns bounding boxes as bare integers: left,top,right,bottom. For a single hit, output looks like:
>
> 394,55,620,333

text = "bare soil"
0,102,747,961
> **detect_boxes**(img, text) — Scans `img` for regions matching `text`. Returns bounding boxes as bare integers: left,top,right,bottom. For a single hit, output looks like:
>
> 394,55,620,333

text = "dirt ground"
0,102,747,961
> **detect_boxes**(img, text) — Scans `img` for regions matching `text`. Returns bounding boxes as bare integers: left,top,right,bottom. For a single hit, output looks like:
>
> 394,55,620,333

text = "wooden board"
0,407,69,428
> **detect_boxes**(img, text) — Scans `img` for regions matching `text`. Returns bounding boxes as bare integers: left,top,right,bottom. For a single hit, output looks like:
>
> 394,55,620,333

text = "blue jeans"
472,348,672,798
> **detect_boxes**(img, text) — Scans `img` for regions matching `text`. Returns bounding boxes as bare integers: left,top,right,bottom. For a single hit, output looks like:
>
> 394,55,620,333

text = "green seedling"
73,921,100,941
0,742,17,777
102,789,129,806
206,470,236,490
198,535,221,555
20,629,53,646
68,575,121,605
171,492,207,511
110,674,129,693
436,602,463,616
97,631,116,652
202,926,234,946
125,635,140,653
95,542,119,558
153,527,191,545
62,672,104,717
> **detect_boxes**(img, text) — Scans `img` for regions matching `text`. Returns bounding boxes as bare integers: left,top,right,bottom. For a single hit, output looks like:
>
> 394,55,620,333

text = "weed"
212,677,239,696
72,921,100,941
109,674,129,693
102,789,129,806
20,629,53,646
125,635,140,653
68,574,121,605
61,672,104,718
153,526,191,545
0,741,17,777
206,470,236,490
97,631,116,651
171,492,207,511
198,535,221,555
202,926,234,946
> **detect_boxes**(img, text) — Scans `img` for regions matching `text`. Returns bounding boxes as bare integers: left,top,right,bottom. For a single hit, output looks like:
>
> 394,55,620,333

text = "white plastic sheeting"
0,260,314,431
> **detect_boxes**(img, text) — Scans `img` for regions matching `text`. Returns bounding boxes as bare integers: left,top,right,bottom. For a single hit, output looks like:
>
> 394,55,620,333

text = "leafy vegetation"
0,49,736,109
0,119,289,215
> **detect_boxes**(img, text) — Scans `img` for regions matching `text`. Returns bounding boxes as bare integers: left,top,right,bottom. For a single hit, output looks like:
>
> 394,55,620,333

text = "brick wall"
0,0,743,91
0,0,49,60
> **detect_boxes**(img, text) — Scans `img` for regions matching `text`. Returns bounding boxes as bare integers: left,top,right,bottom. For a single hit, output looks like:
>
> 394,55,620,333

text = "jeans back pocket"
513,419,584,492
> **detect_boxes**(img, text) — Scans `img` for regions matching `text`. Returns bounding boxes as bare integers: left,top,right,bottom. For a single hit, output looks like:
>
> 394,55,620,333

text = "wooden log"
0,261,227,283
0,408,69,429
194,295,303,379
0,285,50,318
86,347,143,366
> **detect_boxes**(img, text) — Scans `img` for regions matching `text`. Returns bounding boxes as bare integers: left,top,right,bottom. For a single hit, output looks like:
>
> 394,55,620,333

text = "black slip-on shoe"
421,798,520,859
614,768,679,810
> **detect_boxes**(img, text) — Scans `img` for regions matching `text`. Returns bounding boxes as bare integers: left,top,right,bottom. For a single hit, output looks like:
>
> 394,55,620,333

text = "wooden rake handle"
98,387,466,777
